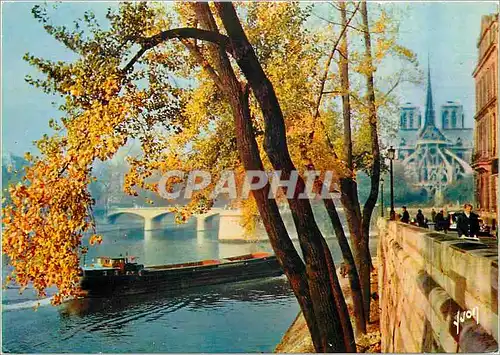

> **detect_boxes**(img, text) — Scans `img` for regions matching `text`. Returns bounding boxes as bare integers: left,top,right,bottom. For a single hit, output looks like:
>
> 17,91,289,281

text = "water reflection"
2,206,380,353
62,276,292,318
53,276,295,346
86,219,271,267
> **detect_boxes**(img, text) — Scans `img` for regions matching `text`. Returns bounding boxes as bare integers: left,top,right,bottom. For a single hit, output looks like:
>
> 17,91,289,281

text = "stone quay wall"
377,219,498,352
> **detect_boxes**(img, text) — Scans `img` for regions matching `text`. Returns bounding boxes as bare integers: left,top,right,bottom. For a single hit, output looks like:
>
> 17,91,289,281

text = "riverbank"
274,259,381,353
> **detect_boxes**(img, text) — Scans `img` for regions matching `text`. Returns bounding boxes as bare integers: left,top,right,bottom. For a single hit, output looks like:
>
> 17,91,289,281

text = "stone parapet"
377,219,498,352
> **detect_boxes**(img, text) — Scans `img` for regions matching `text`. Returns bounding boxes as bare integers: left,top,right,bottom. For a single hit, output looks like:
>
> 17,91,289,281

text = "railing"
377,219,498,352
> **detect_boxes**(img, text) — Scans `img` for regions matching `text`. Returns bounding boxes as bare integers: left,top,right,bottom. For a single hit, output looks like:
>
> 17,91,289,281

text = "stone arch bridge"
107,207,247,240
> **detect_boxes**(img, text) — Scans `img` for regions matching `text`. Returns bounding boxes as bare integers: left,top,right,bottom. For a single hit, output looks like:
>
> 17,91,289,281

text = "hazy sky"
393,1,498,137
2,1,498,155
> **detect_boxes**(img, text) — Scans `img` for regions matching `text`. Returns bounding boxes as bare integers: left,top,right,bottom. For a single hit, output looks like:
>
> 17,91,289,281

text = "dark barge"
80,252,283,297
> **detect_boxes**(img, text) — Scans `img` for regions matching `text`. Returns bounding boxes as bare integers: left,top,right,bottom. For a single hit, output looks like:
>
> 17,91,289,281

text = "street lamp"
387,146,396,220
380,178,384,218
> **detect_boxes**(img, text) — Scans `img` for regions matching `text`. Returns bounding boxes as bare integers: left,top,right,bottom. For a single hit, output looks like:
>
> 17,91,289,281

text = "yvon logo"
453,307,479,335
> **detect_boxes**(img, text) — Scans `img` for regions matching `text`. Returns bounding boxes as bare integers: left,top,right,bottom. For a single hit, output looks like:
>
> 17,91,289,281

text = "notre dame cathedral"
395,67,474,203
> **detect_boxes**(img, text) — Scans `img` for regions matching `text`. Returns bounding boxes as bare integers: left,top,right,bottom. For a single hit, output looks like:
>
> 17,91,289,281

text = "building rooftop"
441,101,462,107
442,129,473,148
396,130,420,148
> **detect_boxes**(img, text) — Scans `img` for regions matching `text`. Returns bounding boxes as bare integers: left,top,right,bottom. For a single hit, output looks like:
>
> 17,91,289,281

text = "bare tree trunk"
230,88,325,351
360,1,381,288
213,3,356,352
338,1,372,322
309,0,366,335
323,196,366,334
123,1,370,348
190,3,322,351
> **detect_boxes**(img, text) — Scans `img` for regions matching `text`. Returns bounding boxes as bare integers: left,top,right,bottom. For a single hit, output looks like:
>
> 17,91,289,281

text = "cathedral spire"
424,57,436,127
417,55,447,143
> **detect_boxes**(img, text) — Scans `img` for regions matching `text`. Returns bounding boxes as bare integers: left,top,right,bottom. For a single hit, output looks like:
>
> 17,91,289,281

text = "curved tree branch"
117,11,350,351
213,2,355,351
381,71,404,102
122,28,230,73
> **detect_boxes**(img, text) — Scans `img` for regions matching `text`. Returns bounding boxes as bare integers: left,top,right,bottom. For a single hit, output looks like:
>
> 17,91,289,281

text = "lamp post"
388,146,396,220
380,178,384,218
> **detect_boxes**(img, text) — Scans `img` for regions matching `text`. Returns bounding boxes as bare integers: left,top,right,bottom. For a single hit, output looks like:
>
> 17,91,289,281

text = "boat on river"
80,252,283,297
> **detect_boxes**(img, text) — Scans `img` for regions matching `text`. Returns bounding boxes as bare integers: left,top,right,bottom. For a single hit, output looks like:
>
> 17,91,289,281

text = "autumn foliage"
2,73,144,303
2,3,417,337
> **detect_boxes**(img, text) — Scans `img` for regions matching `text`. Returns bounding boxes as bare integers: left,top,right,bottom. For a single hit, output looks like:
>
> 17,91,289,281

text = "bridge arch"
150,211,174,222
106,207,248,239
107,208,174,231
107,211,145,223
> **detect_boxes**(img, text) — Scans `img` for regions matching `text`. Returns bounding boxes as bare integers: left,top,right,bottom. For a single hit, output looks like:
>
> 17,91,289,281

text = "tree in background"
443,174,474,205
358,164,430,208
312,1,418,323
89,144,174,212
358,164,472,209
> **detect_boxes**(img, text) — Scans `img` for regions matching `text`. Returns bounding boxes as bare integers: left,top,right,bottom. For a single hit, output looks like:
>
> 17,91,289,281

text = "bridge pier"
196,212,221,232
107,207,257,240
144,230,154,240
218,211,252,241
196,215,208,231
144,218,161,231
196,210,256,241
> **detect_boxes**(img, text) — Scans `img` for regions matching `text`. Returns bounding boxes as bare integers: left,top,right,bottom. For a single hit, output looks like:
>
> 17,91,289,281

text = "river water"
2,210,378,353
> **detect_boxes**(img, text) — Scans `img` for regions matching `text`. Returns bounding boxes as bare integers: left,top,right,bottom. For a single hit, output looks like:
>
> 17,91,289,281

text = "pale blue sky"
2,1,498,155
393,2,498,136
2,2,114,156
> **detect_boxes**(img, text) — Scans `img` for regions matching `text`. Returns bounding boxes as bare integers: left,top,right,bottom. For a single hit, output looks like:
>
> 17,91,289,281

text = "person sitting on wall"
401,206,410,224
456,203,480,240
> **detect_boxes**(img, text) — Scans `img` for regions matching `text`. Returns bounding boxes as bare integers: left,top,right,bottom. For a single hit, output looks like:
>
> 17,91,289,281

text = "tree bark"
213,2,355,352
323,196,366,334
308,0,366,335
190,3,324,351
125,2,360,350
338,1,372,322
359,1,380,289
230,88,325,351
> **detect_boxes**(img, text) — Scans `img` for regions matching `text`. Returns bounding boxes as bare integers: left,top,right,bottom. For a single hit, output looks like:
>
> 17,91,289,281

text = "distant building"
395,66,473,202
438,101,473,163
441,101,465,129
397,104,421,161
472,13,498,223
400,103,422,130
